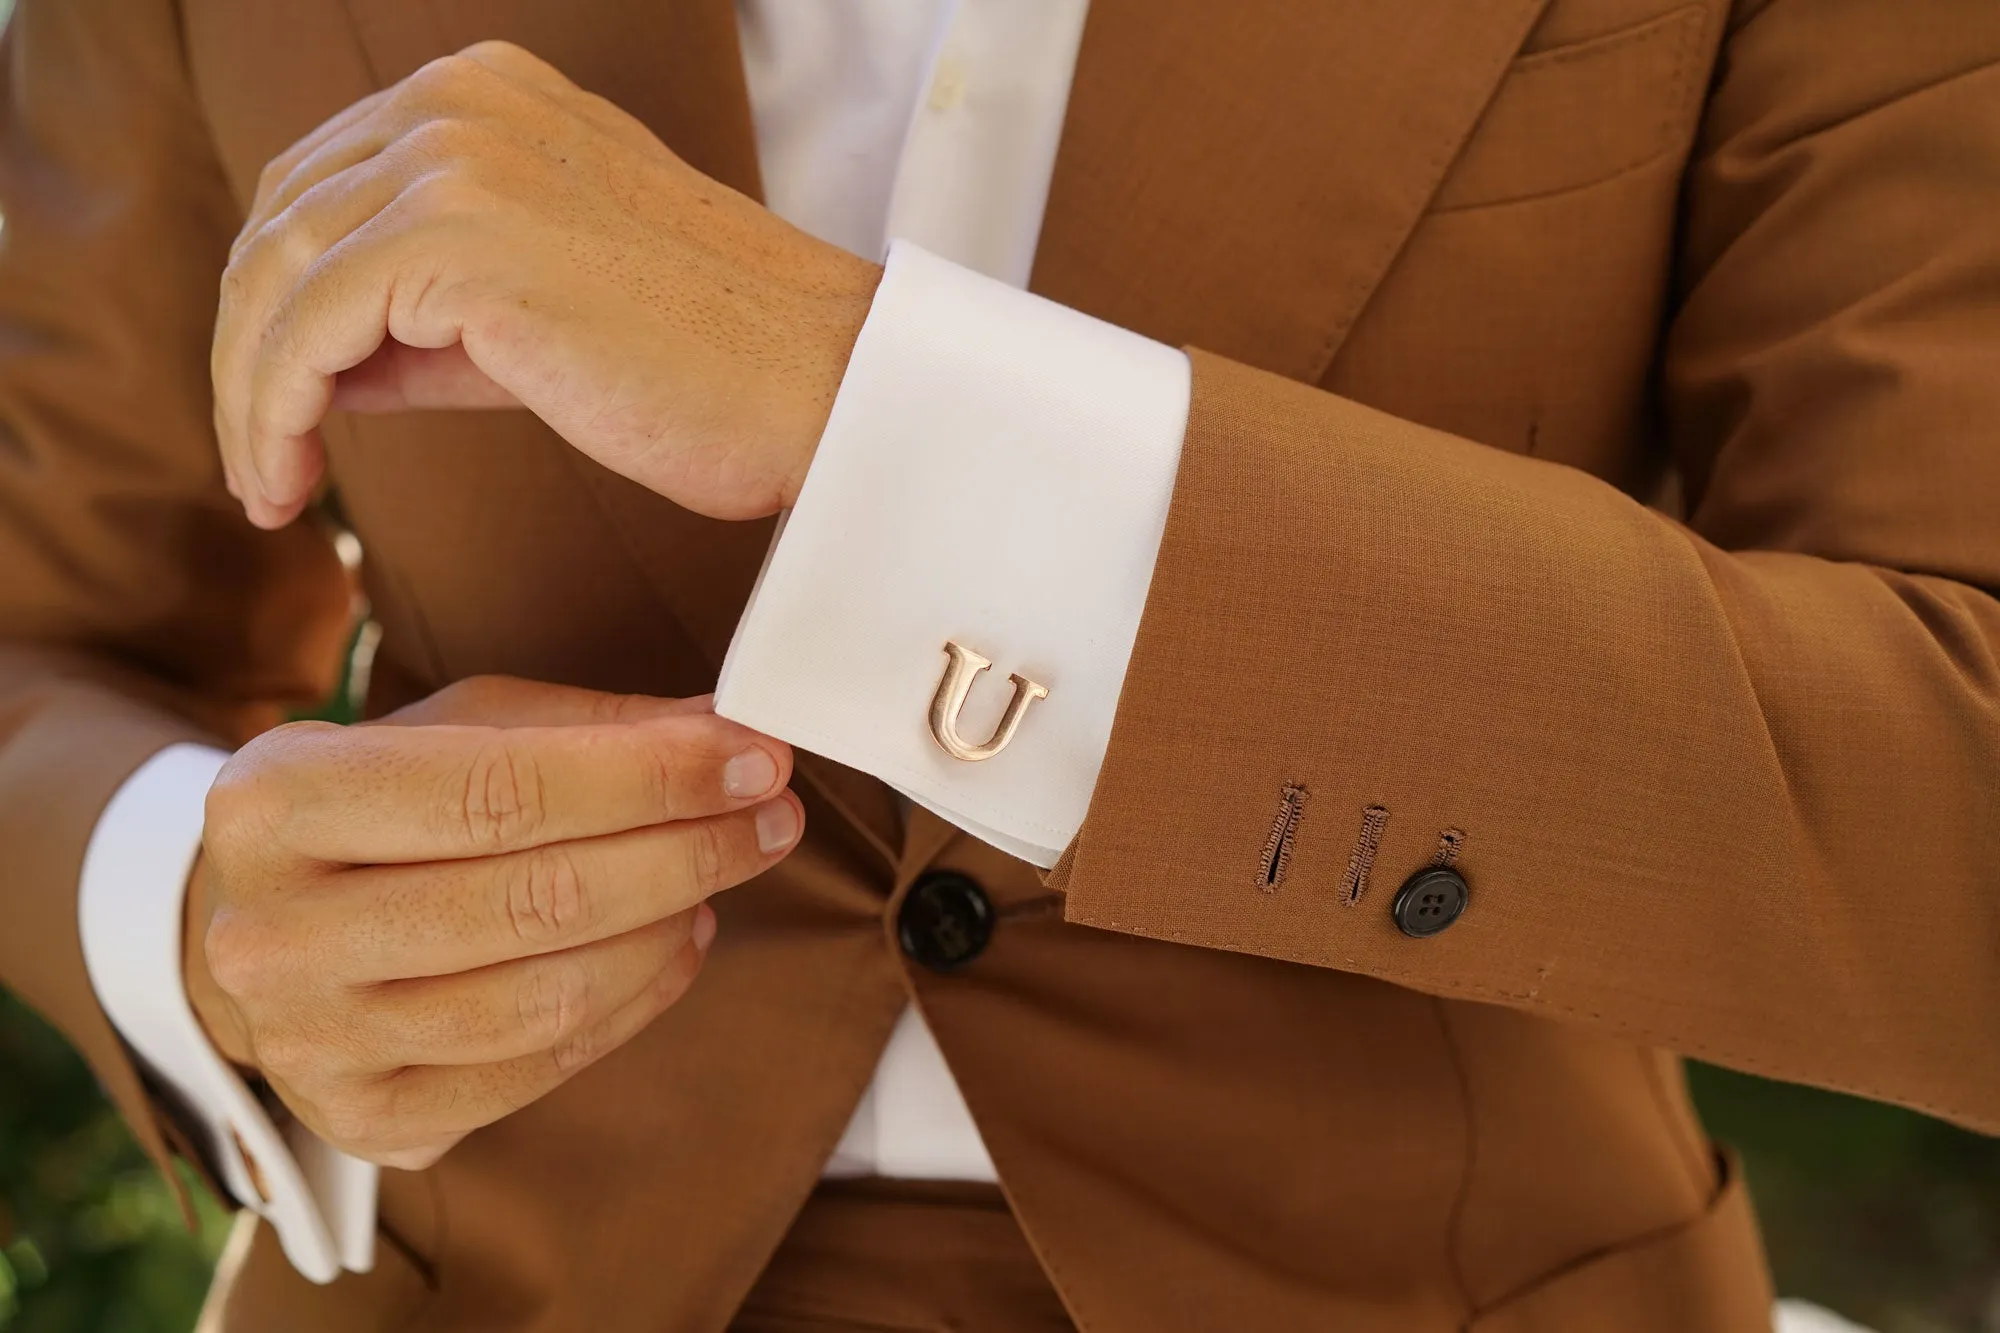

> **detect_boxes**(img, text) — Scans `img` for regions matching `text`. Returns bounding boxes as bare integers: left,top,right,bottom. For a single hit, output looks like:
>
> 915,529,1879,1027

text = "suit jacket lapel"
1032,0,1552,381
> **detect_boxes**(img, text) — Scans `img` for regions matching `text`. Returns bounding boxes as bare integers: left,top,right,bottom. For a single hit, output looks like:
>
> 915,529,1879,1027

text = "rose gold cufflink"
928,641,1049,762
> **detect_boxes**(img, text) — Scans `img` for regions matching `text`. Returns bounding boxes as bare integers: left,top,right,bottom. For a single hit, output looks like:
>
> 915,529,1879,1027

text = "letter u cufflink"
928,641,1048,762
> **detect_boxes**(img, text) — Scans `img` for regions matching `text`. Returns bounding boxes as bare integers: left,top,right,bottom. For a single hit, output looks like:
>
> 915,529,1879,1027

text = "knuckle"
515,959,586,1049
405,167,492,226
227,216,277,269
203,908,284,999
502,844,588,945
405,51,501,108
274,217,327,274
682,819,731,895
254,155,289,200
208,721,336,850
637,743,679,820
593,691,651,725
548,1020,605,1077
216,244,261,321
407,53,474,99
404,116,482,166
204,763,278,853
458,735,548,851
223,213,317,292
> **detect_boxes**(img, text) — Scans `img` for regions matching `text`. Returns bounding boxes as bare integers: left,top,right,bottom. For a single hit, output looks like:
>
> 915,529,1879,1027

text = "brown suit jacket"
3,0,1996,1328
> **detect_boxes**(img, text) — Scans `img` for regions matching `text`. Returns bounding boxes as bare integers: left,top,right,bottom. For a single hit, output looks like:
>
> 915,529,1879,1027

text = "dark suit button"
898,872,994,972
1391,867,1468,938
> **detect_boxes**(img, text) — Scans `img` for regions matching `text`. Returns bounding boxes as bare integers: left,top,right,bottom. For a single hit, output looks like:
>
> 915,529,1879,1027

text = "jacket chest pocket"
1433,3,1713,213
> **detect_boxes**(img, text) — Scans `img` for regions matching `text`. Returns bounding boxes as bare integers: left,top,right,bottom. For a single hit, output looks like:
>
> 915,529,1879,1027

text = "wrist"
774,251,881,510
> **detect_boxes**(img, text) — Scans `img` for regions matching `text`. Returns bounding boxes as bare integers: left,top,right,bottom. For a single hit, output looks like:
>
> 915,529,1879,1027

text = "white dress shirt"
77,0,1190,1285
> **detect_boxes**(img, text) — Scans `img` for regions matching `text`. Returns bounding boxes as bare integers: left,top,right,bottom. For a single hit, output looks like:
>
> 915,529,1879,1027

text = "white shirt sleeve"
77,742,376,1284
716,241,1190,868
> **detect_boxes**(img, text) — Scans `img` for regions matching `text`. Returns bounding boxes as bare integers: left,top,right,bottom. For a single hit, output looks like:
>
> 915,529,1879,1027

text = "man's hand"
183,676,802,1170
212,40,881,530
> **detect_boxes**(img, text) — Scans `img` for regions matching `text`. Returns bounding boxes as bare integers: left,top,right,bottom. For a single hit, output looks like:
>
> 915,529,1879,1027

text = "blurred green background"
3,980,1998,1331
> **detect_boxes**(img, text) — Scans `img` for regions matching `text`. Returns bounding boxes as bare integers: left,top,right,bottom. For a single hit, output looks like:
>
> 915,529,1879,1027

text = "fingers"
214,160,418,523
302,794,799,979
273,911,711,1168
329,341,523,414
217,57,526,523
242,42,568,241
362,965,696,1169
240,112,398,260
240,44,536,240
207,709,794,867
197,674,793,1172
234,220,411,520
246,87,391,224
215,38,680,528
327,908,705,1070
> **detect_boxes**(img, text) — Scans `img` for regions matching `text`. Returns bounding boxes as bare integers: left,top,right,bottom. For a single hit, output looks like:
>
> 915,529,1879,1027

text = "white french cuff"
716,241,1190,867
77,743,376,1284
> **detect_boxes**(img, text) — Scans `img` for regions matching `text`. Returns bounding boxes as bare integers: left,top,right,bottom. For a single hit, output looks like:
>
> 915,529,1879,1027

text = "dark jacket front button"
1391,867,1468,938
898,872,995,972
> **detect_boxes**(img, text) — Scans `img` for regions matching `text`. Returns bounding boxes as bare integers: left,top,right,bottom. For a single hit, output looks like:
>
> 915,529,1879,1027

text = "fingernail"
691,903,717,953
723,747,779,799
755,798,800,853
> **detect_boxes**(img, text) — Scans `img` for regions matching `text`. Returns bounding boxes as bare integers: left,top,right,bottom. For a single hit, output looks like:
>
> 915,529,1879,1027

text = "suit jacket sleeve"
1053,0,2000,1133
0,0,350,1187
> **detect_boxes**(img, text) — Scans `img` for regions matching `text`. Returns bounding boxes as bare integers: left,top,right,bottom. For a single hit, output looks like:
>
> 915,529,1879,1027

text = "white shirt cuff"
716,241,1189,867
77,742,376,1283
